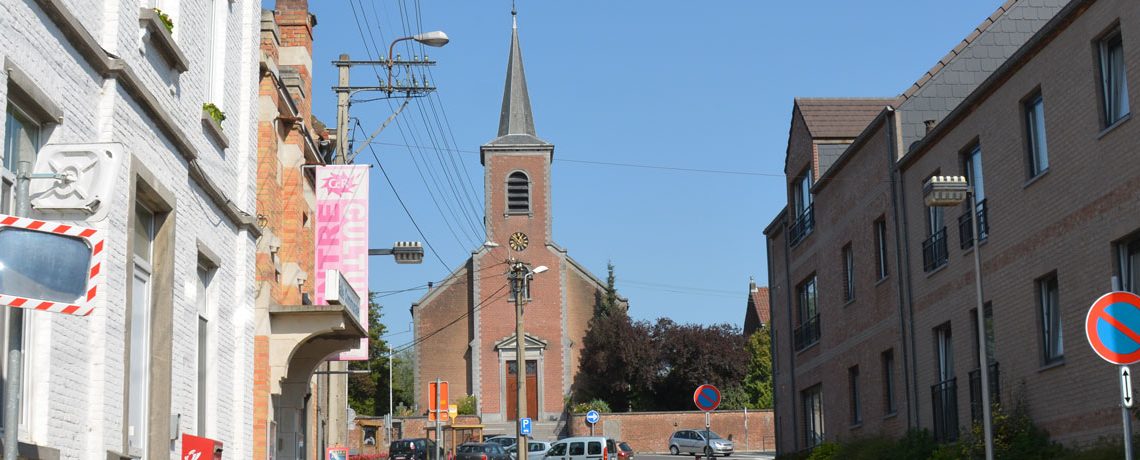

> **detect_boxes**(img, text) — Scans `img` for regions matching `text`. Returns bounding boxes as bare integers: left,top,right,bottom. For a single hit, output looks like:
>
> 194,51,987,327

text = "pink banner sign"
315,165,370,361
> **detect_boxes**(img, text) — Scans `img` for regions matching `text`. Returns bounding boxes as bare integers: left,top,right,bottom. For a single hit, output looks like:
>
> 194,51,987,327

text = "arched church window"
507,171,530,214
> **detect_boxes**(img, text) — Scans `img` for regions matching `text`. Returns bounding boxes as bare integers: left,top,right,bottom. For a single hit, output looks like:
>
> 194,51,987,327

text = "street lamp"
369,241,425,264
508,260,547,460
923,175,993,460
387,31,450,92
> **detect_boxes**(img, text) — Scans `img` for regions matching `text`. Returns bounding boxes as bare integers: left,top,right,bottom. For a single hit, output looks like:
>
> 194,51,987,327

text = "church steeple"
497,10,536,138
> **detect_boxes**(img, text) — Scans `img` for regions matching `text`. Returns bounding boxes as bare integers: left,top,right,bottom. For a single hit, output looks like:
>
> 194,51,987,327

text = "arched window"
506,171,530,214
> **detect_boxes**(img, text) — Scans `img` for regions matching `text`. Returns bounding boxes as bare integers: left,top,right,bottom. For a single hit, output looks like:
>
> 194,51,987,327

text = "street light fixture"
387,31,450,92
368,241,425,264
923,175,993,460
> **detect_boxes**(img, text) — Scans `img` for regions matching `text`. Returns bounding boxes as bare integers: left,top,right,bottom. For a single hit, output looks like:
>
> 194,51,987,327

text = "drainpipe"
887,109,920,427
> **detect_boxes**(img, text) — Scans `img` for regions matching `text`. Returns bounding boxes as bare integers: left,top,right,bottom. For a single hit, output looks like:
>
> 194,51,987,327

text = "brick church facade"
412,16,620,429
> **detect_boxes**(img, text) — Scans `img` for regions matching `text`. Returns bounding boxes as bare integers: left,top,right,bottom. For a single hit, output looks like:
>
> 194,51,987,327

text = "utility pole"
335,54,351,165
511,261,528,460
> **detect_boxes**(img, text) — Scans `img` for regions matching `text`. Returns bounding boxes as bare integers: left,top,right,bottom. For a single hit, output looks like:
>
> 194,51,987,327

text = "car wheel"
704,447,713,458
669,446,679,455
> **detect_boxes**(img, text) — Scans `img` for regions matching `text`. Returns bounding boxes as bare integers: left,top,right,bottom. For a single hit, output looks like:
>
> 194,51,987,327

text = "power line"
392,282,511,353
368,142,454,271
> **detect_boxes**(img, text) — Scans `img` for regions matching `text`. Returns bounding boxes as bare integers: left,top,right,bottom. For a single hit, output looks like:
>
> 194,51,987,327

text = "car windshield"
391,441,421,453
705,431,722,440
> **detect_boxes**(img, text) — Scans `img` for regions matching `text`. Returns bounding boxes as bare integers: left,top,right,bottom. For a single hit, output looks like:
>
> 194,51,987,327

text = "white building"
0,0,260,458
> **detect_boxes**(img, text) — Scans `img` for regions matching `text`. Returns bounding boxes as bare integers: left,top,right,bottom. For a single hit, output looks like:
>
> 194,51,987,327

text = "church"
411,14,621,432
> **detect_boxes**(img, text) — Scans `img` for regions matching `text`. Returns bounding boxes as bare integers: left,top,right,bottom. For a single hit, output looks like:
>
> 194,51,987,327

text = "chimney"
924,119,937,134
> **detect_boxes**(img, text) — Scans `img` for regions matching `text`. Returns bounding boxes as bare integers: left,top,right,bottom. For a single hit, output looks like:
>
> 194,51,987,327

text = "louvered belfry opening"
507,171,530,213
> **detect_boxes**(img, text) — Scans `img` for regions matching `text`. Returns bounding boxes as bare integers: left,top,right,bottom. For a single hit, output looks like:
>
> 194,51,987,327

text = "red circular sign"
1086,291,1140,365
693,384,721,412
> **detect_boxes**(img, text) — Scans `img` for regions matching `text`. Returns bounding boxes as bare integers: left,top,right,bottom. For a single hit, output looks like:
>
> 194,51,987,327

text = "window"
881,350,896,415
204,0,225,104
1099,29,1131,126
568,442,585,456
196,262,215,436
587,441,602,456
842,244,854,302
848,366,861,425
1025,93,1049,177
971,304,995,367
0,103,41,433
969,306,999,423
506,171,530,214
1120,237,1140,293
801,384,824,448
1039,274,1063,364
794,275,819,350
932,323,958,442
875,218,888,280
128,201,156,454
923,173,948,271
961,145,987,246
789,170,814,244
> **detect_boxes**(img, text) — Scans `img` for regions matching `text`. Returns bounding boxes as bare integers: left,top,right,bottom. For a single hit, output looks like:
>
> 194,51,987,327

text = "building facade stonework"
766,0,1140,454
0,0,262,458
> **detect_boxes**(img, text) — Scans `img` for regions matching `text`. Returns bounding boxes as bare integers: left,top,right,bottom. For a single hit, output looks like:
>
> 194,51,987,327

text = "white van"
542,437,614,460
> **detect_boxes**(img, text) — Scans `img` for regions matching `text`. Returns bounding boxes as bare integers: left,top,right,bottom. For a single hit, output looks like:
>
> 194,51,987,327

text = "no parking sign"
1086,291,1140,365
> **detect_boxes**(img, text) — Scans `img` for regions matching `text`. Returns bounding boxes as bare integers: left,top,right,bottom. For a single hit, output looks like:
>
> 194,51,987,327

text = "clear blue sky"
296,1,1005,348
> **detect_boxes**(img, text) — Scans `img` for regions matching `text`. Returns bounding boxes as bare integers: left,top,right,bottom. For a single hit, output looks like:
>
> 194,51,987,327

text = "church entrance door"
506,359,538,420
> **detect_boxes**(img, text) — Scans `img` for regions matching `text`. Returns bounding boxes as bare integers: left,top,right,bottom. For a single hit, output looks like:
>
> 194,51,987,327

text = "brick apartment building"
412,15,623,437
765,0,1140,454
0,0,262,458
254,1,364,459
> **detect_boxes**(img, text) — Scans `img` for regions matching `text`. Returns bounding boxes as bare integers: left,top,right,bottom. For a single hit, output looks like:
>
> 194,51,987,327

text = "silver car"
667,430,733,457
507,441,551,460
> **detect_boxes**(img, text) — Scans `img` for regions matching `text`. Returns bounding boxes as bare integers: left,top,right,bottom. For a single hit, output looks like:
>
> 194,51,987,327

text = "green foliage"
202,103,226,124
457,395,477,415
154,8,173,33
893,429,937,460
597,262,620,317
570,399,611,414
804,443,840,460
742,326,773,409
941,400,1062,459
391,348,416,412
348,294,391,416
719,385,750,410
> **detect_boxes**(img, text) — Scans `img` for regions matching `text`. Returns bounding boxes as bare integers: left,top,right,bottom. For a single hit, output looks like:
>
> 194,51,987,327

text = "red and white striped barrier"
0,214,103,316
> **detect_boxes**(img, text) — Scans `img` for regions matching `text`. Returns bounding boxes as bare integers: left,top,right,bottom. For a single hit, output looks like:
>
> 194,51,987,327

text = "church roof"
489,14,547,146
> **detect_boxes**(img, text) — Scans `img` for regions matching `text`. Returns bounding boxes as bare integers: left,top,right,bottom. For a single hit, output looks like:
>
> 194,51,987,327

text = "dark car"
390,438,442,460
616,441,634,460
456,443,511,460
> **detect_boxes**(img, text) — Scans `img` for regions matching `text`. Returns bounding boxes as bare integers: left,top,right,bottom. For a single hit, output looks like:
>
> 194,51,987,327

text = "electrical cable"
367,141,453,271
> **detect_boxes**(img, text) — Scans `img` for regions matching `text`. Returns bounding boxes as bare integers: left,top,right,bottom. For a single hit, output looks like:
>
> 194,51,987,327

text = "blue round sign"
585,410,600,424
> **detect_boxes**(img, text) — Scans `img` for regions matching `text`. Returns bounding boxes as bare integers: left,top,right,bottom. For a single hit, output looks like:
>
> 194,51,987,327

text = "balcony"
957,199,989,249
789,204,815,246
923,227,949,272
793,315,820,351
969,362,1000,423
931,377,959,442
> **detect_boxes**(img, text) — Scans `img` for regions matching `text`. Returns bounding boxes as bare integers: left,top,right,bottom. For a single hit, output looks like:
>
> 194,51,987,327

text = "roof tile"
794,98,896,139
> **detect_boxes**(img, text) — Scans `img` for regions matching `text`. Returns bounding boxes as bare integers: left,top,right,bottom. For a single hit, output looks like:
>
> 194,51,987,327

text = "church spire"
497,8,536,137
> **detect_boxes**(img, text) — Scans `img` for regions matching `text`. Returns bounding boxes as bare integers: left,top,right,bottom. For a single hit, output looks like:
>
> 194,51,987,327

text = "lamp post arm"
388,37,414,92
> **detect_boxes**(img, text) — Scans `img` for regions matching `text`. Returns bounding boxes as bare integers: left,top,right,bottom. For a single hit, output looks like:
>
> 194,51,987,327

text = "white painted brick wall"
0,0,260,458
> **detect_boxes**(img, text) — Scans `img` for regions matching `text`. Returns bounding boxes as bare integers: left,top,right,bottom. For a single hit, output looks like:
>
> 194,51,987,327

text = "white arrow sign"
1123,366,1134,408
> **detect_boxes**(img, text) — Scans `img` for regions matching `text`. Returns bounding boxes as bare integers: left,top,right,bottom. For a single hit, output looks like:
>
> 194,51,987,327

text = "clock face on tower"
509,232,529,251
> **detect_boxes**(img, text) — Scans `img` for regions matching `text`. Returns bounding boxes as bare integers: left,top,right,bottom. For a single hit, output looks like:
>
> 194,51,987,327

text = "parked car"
389,438,442,460
507,441,551,459
486,436,519,450
456,443,511,460
667,430,733,457
616,441,634,460
543,436,609,460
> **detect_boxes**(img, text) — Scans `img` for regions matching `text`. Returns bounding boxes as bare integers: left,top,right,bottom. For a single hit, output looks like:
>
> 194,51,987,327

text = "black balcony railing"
958,199,989,249
969,362,1001,423
793,315,820,351
789,204,815,246
923,227,949,272
931,378,959,443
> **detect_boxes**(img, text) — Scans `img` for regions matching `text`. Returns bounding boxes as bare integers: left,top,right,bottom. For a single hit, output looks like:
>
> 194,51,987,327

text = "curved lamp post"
387,31,450,92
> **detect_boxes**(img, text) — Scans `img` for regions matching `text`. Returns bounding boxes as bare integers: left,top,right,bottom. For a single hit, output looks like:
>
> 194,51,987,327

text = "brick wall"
567,411,775,454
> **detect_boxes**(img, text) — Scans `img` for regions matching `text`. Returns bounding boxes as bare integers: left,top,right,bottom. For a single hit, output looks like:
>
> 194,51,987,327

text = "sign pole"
1113,276,1135,460
704,412,711,458
435,378,442,459
4,161,30,460
1123,365,1134,460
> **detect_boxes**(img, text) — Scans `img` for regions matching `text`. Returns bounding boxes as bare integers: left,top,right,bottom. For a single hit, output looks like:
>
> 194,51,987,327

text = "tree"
649,319,749,411
349,293,391,416
391,348,416,413
596,262,620,318
574,311,656,411
742,326,773,409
